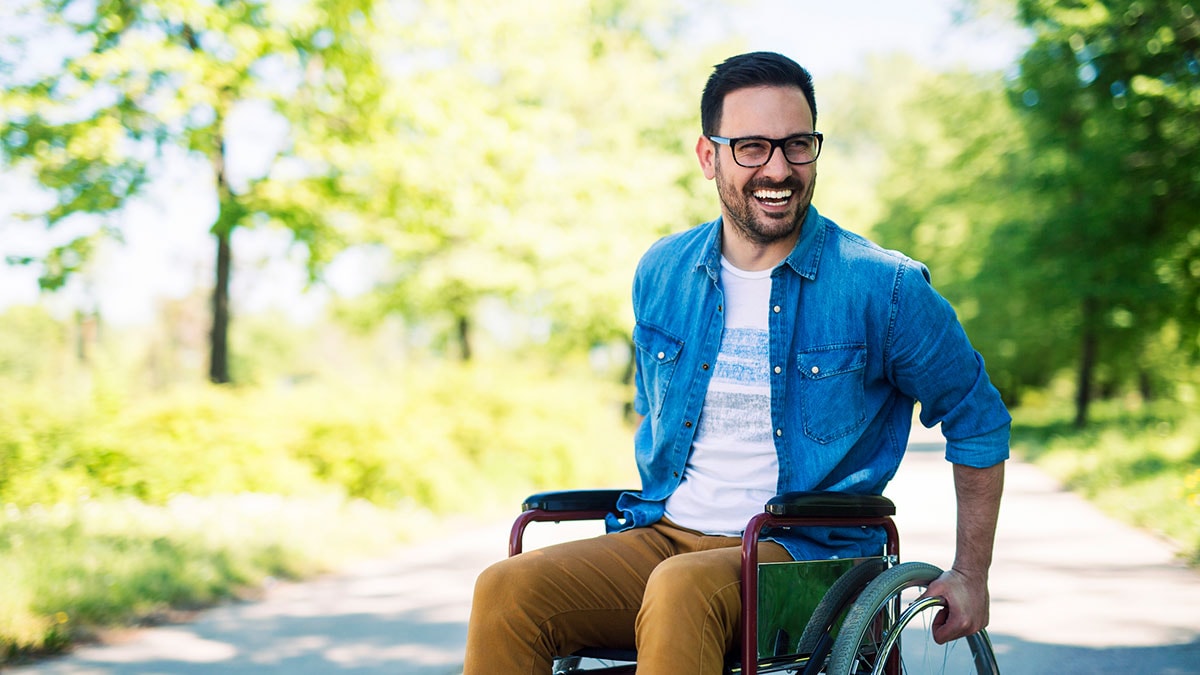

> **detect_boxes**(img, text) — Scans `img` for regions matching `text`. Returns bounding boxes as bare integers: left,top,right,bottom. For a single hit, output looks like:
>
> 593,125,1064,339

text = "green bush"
0,361,635,510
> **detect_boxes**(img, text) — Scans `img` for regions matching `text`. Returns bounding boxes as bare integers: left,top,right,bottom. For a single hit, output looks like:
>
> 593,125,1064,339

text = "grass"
1010,398,1200,566
0,494,425,663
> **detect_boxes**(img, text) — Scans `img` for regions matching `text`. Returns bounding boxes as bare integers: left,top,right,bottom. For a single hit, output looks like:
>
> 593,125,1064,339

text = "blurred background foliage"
0,0,1198,661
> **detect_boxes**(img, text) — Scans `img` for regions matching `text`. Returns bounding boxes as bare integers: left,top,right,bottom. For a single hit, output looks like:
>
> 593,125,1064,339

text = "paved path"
9,430,1200,674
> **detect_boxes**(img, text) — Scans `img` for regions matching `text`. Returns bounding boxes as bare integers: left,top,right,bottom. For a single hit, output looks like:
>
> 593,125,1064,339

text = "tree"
1011,0,1200,424
872,1,1200,425
0,0,388,383
339,0,724,362
866,60,1052,406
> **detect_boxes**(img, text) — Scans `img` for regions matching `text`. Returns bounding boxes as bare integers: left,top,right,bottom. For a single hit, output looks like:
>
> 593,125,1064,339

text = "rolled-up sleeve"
886,260,1011,468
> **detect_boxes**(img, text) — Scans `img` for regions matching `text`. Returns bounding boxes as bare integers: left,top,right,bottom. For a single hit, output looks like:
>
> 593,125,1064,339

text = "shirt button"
775,428,783,437
773,305,781,313
773,365,782,374
811,366,820,375
702,363,710,370
684,420,693,428
657,351,665,360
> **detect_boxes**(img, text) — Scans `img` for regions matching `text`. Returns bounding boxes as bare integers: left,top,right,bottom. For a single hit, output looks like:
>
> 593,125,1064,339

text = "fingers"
932,603,987,643
931,607,964,645
922,570,989,644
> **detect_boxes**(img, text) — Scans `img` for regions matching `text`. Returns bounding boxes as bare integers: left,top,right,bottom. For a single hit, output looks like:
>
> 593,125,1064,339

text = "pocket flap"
634,322,683,363
798,345,866,380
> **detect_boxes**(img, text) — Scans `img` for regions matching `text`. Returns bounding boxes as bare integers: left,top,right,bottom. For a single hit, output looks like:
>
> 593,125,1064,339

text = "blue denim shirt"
609,206,1011,560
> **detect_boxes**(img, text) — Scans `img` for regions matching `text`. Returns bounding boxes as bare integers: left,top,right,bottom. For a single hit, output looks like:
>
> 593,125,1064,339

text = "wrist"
949,562,990,583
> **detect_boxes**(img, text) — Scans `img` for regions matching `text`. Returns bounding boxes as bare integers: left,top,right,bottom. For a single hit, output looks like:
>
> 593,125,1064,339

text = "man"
464,51,1009,675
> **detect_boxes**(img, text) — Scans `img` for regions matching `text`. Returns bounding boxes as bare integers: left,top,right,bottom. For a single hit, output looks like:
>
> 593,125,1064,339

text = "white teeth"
754,189,793,200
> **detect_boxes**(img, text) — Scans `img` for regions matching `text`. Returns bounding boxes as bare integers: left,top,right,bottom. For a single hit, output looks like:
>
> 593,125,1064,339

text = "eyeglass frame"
706,132,824,168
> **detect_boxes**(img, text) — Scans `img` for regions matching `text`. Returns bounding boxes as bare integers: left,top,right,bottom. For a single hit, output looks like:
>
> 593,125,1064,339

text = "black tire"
795,557,889,655
826,562,1000,675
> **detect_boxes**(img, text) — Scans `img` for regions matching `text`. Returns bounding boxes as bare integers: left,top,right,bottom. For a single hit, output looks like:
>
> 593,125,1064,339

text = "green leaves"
336,0,718,357
869,1,1200,422
1,0,395,380
0,0,717,373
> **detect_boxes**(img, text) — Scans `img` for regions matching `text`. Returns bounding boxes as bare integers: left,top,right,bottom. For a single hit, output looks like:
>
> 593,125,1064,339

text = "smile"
753,188,793,206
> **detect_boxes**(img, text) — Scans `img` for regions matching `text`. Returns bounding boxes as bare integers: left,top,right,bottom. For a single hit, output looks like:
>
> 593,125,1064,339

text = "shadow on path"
986,633,1200,674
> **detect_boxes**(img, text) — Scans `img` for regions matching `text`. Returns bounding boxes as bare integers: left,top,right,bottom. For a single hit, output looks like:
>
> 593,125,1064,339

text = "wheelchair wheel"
795,557,889,655
826,562,999,675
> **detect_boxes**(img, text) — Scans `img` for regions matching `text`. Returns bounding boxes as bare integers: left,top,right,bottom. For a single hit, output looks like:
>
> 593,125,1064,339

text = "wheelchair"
509,489,1000,675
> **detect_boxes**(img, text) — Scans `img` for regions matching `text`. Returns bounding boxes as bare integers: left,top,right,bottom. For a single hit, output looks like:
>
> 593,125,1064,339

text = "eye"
785,136,814,152
735,139,770,158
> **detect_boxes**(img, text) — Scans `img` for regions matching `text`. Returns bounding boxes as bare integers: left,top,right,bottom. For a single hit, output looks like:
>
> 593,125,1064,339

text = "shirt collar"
782,205,825,280
696,218,723,282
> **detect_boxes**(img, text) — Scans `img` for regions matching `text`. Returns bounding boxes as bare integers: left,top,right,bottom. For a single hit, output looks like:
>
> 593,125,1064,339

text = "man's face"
697,86,818,247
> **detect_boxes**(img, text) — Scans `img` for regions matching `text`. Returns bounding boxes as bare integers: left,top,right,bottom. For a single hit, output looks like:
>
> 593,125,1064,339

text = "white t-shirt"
664,256,779,535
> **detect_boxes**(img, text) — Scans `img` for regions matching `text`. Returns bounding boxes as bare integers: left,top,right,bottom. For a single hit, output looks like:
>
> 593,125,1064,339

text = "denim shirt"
609,206,1011,560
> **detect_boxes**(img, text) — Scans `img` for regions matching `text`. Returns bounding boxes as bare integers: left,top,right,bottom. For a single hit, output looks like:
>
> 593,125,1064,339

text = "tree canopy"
1,0,729,378
1,0,392,382
871,0,1200,425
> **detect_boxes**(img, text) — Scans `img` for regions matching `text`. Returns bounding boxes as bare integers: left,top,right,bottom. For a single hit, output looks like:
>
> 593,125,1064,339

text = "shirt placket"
667,266,724,487
768,267,798,489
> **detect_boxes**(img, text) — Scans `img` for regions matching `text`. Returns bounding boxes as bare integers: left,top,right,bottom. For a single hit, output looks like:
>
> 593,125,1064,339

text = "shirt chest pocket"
634,322,684,419
797,344,867,443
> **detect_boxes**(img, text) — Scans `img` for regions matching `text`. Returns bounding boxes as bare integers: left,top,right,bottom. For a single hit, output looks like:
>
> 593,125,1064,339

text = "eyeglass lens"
734,136,820,167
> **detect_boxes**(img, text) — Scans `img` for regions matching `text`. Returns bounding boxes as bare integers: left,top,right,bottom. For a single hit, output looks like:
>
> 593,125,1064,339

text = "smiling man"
464,51,1010,675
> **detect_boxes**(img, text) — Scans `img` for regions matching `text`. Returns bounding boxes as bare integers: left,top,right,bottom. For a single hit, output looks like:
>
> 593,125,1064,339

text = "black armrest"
510,489,632,556
765,491,895,518
522,489,629,513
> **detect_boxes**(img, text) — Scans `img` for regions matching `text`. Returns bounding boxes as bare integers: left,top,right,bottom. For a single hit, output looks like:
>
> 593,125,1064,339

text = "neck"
720,218,800,271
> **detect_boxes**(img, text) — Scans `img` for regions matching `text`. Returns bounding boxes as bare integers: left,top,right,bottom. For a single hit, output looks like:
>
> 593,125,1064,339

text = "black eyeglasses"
707,133,824,168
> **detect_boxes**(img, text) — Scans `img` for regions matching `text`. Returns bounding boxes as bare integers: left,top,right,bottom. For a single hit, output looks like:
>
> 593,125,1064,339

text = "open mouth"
753,188,793,207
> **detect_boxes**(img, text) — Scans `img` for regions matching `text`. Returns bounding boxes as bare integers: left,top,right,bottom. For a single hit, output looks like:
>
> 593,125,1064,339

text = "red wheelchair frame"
509,489,901,675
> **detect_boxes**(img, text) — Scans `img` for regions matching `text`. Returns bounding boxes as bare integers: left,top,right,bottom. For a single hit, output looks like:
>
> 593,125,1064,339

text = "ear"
695,134,717,180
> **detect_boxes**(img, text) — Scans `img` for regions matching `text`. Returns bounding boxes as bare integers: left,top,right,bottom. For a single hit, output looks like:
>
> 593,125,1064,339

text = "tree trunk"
1074,297,1098,429
1138,369,1154,402
205,74,236,385
457,314,472,361
208,106,234,384
210,228,232,384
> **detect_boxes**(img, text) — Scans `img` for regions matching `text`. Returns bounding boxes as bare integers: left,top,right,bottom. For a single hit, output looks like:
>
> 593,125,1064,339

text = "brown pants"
463,520,791,675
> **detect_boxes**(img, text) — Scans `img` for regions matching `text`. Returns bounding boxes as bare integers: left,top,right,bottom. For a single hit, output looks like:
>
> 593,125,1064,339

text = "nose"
759,144,792,180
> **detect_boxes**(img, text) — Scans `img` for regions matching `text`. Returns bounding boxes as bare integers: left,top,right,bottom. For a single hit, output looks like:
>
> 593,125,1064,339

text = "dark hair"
700,52,817,136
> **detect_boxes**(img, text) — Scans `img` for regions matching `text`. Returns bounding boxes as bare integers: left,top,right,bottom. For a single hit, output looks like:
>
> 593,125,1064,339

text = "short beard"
715,154,811,246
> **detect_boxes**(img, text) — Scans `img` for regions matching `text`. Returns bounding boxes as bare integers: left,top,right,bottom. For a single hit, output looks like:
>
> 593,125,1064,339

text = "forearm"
921,460,1005,643
951,461,1005,579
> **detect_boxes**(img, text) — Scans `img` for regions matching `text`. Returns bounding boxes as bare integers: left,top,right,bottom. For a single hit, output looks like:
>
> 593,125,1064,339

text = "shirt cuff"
944,423,1010,468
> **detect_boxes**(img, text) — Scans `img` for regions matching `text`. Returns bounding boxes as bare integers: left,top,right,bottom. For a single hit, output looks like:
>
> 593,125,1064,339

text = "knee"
467,556,557,673
648,552,739,605
473,556,528,612
470,557,540,652
641,555,740,624
473,553,567,623
645,555,702,598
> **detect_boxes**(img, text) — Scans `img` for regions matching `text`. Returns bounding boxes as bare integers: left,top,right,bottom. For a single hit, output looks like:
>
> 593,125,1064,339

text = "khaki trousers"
463,520,791,675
